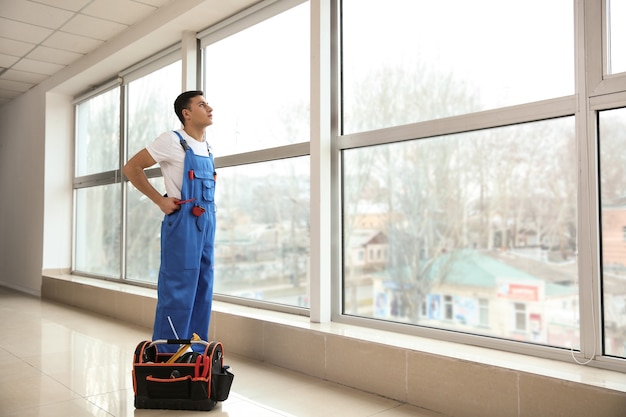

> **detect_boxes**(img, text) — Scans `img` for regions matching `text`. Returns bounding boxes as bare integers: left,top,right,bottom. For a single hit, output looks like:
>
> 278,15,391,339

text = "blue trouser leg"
153,268,198,341
187,209,216,344
152,208,214,352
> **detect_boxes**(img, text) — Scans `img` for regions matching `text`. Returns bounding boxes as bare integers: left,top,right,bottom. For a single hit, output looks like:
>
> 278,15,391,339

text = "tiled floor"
0,287,443,417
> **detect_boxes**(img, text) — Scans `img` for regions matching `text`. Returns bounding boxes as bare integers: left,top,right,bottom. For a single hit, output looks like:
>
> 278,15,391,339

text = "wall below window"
41,271,626,417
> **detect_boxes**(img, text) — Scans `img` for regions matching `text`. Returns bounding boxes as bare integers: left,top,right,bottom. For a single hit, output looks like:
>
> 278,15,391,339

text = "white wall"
42,92,73,272
0,87,47,295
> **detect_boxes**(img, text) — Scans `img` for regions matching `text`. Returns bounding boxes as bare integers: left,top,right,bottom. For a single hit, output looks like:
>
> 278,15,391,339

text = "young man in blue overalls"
124,91,216,350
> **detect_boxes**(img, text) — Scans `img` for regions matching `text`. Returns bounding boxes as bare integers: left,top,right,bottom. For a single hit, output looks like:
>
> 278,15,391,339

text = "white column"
309,0,332,323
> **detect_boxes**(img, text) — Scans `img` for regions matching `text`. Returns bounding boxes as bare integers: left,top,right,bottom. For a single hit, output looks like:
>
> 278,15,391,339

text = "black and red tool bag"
132,339,234,411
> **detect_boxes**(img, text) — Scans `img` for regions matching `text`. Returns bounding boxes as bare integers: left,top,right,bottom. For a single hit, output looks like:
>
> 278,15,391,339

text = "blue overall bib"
152,131,216,350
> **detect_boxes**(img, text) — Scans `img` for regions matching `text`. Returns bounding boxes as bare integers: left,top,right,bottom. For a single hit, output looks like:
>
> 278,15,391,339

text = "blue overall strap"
173,130,212,154
173,130,191,151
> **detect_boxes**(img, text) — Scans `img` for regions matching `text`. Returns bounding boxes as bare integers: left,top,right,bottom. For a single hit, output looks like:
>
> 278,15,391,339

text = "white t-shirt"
146,129,211,199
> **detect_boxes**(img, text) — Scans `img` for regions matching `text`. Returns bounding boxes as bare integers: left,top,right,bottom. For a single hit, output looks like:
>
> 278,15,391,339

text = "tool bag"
132,338,234,411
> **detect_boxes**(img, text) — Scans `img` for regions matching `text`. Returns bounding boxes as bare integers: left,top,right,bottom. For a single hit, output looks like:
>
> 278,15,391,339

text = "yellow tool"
166,333,200,363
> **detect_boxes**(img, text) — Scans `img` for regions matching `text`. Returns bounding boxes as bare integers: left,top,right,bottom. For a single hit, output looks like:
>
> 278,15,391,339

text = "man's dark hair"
174,90,204,125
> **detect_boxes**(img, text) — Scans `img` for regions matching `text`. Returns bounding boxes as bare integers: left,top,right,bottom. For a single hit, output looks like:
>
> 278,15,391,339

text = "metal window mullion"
337,96,577,151
120,83,128,281
71,106,79,273
215,142,310,169
576,0,602,362
73,171,120,188
71,186,77,273
310,0,333,323
330,0,342,323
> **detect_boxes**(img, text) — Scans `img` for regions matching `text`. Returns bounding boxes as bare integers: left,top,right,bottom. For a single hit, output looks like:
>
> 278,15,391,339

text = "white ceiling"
0,0,259,106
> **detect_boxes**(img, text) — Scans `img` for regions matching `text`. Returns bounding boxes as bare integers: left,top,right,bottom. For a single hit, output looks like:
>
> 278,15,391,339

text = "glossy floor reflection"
0,287,443,417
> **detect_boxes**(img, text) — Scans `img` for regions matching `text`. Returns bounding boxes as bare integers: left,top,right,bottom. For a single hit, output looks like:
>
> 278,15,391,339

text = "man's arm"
123,149,179,214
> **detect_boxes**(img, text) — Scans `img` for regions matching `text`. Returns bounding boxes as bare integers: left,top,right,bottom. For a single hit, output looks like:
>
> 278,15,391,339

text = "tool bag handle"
149,339,210,347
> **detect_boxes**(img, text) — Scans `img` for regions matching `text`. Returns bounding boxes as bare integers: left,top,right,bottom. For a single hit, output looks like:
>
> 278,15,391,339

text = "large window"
340,0,578,348
337,0,626,364
342,118,578,348
203,1,310,308
74,87,121,277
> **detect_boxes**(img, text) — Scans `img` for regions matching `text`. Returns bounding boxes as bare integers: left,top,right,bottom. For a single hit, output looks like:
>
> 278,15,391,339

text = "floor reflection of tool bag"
132,339,234,411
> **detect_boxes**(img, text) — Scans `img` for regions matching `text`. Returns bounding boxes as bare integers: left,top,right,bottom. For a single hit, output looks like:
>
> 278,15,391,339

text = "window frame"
331,0,626,372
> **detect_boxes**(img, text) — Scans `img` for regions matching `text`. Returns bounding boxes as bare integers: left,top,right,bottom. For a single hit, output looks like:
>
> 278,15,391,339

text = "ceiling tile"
82,0,157,26
43,31,103,54
0,37,35,57
0,69,48,84
0,78,32,93
0,1,73,29
0,53,20,68
61,14,128,40
27,45,83,66
0,17,53,44
30,0,92,12
13,58,65,75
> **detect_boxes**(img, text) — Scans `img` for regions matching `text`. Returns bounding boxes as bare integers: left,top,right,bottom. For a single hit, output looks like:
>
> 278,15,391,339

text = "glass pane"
126,178,165,283
599,107,626,358
341,0,574,133
75,87,120,176
343,117,579,348
204,3,309,155
74,185,121,277
127,61,182,158
214,157,310,308
608,0,626,74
